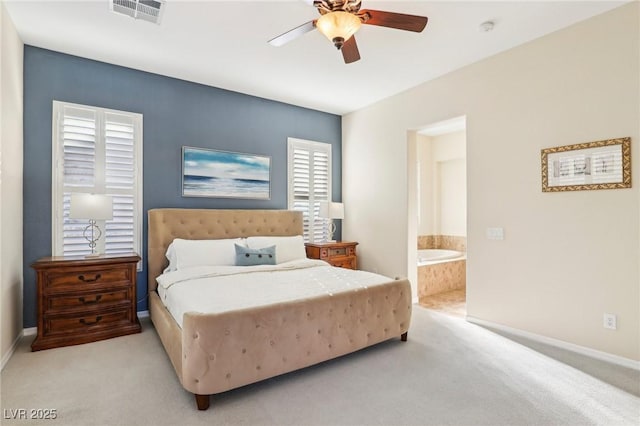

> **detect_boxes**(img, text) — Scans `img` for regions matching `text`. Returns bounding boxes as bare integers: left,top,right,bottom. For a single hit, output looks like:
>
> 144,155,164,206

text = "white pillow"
164,238,246,271
163,242,178,273
246,235,306,264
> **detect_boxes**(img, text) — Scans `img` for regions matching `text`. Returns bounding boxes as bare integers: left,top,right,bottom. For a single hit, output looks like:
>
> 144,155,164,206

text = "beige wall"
343,3,639,361
416,135,433,236
1,2,24,367
417,131,467,236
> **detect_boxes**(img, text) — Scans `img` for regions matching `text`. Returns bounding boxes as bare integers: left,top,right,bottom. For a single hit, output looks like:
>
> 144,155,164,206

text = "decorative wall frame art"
182,146,271,199
541,137,631,192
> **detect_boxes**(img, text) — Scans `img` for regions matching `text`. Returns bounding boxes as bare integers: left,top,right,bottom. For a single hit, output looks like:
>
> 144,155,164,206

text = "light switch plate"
486,227,504,240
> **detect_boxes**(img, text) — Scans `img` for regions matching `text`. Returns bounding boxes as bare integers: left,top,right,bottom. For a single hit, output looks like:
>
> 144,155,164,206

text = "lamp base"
82,221,103,258
327,220,337,243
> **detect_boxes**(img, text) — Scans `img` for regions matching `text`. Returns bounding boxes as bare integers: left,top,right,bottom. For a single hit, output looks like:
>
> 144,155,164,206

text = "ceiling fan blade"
360,9,428,32
268,20,316,47
341,36,361,64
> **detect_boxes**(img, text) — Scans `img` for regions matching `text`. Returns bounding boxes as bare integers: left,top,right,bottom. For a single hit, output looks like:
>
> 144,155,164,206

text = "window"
52,101,143,263
287,137,331,243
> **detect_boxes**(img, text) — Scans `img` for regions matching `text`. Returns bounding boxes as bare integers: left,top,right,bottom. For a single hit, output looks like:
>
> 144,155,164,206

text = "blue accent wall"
23,46,342,327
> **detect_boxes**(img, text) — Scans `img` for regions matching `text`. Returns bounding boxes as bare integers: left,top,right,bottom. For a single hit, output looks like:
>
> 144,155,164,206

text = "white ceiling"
4,0,628,115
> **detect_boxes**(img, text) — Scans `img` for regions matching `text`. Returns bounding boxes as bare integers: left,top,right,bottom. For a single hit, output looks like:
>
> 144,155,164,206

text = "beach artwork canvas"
182,147,271,199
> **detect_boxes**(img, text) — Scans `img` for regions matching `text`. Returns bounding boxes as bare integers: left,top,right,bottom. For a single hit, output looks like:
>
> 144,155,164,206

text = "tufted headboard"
147,209,303,292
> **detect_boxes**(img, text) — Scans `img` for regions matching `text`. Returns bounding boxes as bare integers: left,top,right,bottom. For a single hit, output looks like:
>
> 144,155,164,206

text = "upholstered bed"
147,208,412,410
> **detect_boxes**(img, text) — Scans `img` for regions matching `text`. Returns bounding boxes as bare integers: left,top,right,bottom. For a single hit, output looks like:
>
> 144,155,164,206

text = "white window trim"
287,137,332,243
51,101,143,265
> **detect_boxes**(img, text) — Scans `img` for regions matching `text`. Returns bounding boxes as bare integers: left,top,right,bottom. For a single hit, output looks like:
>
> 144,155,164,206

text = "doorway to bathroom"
413,116,467,317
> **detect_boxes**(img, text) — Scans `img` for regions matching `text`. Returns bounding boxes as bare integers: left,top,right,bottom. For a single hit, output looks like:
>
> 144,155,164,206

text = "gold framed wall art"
541,137,631,192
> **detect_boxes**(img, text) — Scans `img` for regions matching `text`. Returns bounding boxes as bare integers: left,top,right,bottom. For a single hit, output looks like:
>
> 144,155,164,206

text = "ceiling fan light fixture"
316,11,362,49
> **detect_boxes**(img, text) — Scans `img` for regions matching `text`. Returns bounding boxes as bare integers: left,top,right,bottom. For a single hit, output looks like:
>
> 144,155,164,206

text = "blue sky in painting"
184,148,270,182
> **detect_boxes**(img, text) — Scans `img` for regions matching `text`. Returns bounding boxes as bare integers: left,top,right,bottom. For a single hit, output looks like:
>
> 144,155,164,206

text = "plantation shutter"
58,107,98,256
104,113,137,255
287,138,331,243
52,101,142,262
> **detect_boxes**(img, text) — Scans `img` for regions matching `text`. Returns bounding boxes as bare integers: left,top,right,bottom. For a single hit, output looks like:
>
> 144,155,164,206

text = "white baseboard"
23,327,37,336
466,316,640,371
1,331,23,371
137,310,149,318
2,327,38,371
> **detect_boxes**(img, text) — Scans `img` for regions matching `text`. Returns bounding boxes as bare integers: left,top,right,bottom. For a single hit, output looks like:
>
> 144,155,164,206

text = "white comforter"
156,259,394,328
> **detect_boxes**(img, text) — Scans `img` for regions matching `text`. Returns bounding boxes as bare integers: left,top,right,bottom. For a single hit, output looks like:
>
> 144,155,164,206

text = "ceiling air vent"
110,0,165,25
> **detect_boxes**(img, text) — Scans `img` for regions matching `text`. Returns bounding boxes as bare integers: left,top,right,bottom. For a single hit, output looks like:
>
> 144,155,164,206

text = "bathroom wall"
417,130,467,252
417,131,466,236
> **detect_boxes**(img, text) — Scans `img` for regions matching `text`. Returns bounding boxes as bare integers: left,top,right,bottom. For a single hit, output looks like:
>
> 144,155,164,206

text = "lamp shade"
315,11,362,46
319,201,345,219
69,193,113,220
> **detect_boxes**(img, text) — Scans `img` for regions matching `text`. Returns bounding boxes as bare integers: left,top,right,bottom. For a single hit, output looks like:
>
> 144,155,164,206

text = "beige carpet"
1,306,638,426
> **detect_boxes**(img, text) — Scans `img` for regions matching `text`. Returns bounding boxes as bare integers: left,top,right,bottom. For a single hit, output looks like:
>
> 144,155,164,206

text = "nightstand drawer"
45,308,132,335
327,247,347,257
45,267,130,290
48,288,130,310
329,258,356,269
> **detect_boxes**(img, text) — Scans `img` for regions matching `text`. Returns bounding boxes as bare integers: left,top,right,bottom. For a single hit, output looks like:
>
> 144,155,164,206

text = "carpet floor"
1,306,638,426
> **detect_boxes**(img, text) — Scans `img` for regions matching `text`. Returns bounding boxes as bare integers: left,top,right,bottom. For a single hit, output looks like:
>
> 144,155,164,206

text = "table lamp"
69,193,113,257
319,201,344,242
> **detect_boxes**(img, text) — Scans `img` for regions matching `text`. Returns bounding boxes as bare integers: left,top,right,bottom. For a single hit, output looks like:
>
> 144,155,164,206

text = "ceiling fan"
268,0,428,64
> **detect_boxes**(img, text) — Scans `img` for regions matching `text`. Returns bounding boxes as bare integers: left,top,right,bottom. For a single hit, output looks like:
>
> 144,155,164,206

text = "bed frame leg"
195,394,210,410
401,332,408,342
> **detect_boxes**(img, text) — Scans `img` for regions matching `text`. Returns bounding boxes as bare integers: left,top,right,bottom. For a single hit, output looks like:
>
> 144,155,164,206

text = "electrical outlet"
603,313,617,330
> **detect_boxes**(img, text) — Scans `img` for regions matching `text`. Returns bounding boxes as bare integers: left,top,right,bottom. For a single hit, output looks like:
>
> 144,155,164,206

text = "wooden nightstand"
305,242,358,270
31,253,142,351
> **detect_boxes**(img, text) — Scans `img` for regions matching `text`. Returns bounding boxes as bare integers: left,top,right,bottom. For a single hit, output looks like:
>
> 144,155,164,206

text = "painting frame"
541,137,631,192
182,146,271,200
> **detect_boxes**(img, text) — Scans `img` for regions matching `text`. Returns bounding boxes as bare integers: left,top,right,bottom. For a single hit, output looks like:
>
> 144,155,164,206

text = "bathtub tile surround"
418,259,466,299
439,235,466,252
418,235,436,250
418,235,466,252
417,234,467,306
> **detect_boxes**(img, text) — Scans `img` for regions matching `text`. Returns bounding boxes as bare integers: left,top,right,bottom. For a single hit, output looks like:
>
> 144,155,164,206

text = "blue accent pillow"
235,244,276,266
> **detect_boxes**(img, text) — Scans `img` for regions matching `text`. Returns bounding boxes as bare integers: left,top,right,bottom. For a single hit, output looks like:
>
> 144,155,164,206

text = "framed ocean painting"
182,146,271,199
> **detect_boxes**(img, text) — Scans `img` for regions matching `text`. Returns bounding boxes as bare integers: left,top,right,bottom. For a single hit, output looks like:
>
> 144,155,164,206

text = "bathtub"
417,249,467,298
417,249,465,266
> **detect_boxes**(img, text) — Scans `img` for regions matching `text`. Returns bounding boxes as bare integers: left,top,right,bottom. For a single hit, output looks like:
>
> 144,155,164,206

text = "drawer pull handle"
80,316,102,326
79,295,102,304
78,274,101,283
